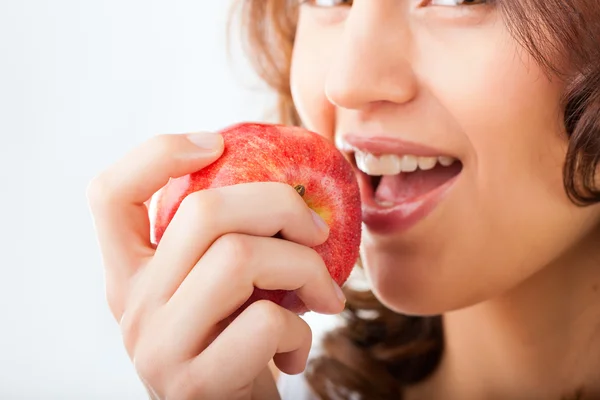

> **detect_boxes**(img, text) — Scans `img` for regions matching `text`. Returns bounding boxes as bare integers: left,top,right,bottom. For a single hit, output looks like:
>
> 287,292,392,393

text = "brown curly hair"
230,0,600,398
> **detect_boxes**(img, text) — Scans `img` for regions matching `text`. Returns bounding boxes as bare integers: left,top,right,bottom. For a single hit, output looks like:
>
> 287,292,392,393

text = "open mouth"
336,133,464,233
356,152,463,207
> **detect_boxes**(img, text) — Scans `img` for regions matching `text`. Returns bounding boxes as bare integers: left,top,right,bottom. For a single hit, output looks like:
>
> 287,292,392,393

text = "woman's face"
290,0,600,315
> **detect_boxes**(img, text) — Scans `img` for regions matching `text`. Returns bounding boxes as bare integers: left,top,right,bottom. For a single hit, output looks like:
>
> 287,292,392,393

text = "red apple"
149,122,362,314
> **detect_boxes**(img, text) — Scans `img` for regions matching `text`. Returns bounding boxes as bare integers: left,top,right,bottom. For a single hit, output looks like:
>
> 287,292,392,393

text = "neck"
424,230,600,400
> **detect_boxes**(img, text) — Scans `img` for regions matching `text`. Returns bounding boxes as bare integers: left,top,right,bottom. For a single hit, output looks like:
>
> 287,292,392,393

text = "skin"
88,1,600,399
88,133,345,399
291,0,600,399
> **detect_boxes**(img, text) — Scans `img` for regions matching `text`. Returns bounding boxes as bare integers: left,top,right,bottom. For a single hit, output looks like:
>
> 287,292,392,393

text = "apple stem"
294,184,306,197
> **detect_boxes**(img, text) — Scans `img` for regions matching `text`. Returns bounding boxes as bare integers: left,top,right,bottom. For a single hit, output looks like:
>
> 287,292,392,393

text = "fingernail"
310,209,329,233
186,132,223,152
332,280,346,304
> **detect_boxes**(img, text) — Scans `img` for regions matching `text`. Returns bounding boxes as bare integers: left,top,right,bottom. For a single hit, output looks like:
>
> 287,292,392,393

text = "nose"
325,2,418,111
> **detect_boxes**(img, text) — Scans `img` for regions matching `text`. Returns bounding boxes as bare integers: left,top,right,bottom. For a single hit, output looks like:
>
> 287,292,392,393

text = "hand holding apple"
89,126,360,399
150,122,362,313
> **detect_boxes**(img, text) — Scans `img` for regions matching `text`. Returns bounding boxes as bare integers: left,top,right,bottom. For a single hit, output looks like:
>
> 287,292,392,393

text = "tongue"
375,163,461,203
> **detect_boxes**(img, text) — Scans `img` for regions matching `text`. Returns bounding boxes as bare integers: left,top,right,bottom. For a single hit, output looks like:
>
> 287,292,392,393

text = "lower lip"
358,170,460,235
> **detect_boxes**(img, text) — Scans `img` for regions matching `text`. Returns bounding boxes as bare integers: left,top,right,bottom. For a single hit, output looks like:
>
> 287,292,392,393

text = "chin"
360,245,485,317
369,277,451,317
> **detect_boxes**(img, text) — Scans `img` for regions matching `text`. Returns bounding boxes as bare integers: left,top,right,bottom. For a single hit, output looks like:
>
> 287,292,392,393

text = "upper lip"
337,134,458,159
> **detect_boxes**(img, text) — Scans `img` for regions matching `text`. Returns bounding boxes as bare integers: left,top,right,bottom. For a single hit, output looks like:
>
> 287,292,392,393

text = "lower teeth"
375,199,395,208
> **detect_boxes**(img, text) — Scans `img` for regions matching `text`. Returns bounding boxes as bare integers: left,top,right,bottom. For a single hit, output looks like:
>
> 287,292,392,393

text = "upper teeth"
355,151,457,176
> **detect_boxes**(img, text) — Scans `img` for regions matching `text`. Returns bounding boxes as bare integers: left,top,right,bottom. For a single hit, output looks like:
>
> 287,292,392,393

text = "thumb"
104,131,225,207
142,132,224,207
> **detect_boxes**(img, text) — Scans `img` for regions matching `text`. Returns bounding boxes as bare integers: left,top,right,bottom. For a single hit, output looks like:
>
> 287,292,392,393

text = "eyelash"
299,0,353,6
300,0,352,7
300,0,488,7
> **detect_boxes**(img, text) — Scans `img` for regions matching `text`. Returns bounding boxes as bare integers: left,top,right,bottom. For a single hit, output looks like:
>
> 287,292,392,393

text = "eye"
300,0,353,7
430,0,487,5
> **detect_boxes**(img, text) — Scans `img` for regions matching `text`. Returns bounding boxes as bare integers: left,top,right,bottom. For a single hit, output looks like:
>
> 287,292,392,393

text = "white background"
0,1,336,398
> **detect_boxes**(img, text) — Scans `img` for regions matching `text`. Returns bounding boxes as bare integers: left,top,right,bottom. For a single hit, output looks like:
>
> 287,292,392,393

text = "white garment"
277,372,318,400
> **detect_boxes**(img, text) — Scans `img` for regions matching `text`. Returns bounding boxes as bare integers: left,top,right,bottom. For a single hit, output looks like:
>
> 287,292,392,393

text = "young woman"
88,0,600,399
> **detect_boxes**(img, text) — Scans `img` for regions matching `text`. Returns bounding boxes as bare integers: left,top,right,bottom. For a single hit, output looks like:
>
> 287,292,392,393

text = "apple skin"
150,122,362,314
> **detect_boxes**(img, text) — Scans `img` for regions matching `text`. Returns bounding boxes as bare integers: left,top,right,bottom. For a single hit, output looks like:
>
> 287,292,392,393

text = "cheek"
364,29,599,314
419,25,578,240
422,28,568,194
290,17,336,139
432,36,574,247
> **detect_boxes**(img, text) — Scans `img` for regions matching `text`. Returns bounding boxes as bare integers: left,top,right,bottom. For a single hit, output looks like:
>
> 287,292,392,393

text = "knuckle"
86,172,114,210
213,233,253,276
279,183,307,220
105,282,125,322
309,246,328,269
119,289,158,359
304,247,328,280
245,300,285,335
166,366,209,400
133,338,169,386
119,309,141,354
178,189,221,227
282,181,304,203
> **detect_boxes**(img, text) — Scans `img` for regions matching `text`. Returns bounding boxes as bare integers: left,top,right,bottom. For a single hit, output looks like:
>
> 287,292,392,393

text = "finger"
139,181,330,303
251,367,281,400
160,233,344,360
187,301,312,398
87,132,224,315
88,132,223,276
